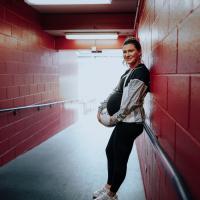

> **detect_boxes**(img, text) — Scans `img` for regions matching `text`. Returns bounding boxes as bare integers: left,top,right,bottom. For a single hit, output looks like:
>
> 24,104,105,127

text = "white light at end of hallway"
65,33,118,40
25,0,112,5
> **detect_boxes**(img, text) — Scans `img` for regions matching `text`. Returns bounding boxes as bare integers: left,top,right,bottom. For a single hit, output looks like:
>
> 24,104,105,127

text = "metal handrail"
0,100,78,114
143,122,192,200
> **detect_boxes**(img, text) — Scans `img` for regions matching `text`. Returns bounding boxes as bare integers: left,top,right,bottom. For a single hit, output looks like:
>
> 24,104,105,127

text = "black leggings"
106,122,143,193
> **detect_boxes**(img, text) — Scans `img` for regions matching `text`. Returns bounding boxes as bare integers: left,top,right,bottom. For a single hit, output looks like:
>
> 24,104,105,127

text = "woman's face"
122,43,141,67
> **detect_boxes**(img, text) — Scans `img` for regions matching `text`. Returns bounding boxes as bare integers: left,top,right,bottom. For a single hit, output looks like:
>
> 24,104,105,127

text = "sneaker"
93,187,109,199
95,192,118,200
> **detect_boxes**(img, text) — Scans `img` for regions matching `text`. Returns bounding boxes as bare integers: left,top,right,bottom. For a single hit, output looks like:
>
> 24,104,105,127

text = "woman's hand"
110,116,117,125
97,110,116,127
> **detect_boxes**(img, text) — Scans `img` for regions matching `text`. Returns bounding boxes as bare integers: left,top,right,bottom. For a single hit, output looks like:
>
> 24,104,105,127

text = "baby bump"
107,92,122,116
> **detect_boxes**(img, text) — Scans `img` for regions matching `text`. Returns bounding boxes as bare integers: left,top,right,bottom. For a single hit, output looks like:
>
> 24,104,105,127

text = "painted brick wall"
136,0,200,199
0,1,78,166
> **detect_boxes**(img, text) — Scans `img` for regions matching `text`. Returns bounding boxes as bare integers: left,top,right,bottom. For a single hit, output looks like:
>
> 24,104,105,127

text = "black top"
107,64,150,116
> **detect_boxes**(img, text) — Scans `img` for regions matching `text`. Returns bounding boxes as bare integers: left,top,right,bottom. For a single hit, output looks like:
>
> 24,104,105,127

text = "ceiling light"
25,0,112,5
65,33,118,40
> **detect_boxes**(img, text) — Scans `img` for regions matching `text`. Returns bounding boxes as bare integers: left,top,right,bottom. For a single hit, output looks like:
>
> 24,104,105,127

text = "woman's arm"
112,79,148,122
111,66,150,123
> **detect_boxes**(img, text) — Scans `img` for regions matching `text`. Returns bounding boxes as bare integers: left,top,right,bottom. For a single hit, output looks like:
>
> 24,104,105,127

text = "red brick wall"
136,0,200,199
0,1,78,166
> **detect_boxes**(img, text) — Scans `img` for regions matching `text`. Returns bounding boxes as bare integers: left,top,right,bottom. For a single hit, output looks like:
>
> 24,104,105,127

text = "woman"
94,37,150,200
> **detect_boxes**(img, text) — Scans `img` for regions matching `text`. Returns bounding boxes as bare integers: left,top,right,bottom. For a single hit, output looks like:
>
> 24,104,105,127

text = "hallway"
0,112,145,200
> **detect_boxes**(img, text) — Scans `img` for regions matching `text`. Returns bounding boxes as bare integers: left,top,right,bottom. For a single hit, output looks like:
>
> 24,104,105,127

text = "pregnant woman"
94,37,150,200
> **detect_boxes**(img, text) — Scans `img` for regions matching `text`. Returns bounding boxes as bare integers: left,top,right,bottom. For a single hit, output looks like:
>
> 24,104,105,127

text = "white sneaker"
93,187,109,199
95,192,118,200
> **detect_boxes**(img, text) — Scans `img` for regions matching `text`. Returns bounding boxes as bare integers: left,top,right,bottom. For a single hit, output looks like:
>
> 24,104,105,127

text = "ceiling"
25,0,139,37
28,0,138,14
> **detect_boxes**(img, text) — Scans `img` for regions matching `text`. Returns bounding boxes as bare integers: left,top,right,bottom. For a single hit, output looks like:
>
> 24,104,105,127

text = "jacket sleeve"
112,67,149,122
112,79,147,122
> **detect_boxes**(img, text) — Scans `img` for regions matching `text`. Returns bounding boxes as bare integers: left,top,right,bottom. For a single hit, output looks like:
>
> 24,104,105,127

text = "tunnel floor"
0,112,146,200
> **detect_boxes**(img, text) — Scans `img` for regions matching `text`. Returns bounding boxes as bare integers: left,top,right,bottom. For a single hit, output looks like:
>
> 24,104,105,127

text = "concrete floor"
0,112,146,200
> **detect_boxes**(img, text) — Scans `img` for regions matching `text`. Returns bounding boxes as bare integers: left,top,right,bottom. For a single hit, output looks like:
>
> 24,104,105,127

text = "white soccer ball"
99,108,115,127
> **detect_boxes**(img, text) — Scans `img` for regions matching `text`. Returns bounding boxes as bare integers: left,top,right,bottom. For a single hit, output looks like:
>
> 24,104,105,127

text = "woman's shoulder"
130,63,150,83
132,64,149,76
135,63,149,73
120,68,131,78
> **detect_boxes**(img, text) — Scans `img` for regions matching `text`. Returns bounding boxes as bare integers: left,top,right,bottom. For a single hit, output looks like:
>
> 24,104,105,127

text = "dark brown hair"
123,37,142,52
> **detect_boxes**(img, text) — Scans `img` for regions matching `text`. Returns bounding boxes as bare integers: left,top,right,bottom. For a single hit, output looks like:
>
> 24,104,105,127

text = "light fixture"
25,0,112,5
65,33,118,40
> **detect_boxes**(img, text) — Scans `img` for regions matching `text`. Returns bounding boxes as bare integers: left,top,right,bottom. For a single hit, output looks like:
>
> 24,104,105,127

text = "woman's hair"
123,37,141,52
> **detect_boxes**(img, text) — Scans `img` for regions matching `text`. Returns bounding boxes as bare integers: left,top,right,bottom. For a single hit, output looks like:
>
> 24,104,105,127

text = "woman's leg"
105,126,118,186
110,123,143,193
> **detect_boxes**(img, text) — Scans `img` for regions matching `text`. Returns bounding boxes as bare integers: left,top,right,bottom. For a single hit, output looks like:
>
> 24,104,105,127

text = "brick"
0,113,8,128
168,75,189,129
41,92,48,102
13,119,25,134
33,93,41,104
0,139,10,154
11,25,23,39
0,5,5,19
0,149,16,166
14,74,25,85
178,7,200,73
161,28,177,73
5,10,27,28
10,129,30,147
5,61,18,73
0,74,13,87
151,102,162,137
10,49,23,62
0,19,11,36
151,75,168,109
176,124,200,200
169,0,193,31
6,111,22,125
189,75,200,142
17,40,27,51
154,0,168,40
24,74,34,84
30,84,38,94
33,74,41,84
18,63,28,73
0,99,13,109
0,61,6,73
19,85,30,96
7,86,20,98
0,47,7,61
45,83,51,91
0,124,15,141
37,83,45,92
0,88,7,100
159,110,176,161
0,34,6,48
25,95,34,106
5,36,18,49
13,97,25,107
